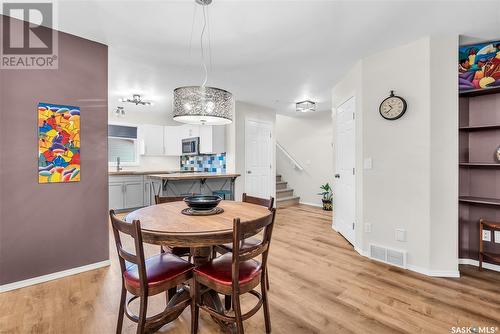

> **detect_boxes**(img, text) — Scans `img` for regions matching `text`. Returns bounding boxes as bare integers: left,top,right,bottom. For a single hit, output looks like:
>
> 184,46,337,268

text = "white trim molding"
407,264,460,278
0,260,110,293
459,258,500,273
299,201,322,208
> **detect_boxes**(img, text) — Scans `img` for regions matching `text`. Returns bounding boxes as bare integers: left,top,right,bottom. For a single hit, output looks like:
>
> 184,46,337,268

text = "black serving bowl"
183,195,222,211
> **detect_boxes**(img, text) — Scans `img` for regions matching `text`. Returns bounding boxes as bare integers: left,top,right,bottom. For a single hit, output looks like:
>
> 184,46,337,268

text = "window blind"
108,137,136,163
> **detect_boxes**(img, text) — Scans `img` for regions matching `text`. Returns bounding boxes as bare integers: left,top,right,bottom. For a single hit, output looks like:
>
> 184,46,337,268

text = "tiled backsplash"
180,153,226,172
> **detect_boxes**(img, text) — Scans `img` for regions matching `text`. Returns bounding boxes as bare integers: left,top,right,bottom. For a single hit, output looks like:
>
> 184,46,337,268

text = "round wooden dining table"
125,200,272,333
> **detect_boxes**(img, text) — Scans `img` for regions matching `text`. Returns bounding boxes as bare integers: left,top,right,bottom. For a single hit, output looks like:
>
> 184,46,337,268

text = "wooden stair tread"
276,196,300,201
276,188,293,193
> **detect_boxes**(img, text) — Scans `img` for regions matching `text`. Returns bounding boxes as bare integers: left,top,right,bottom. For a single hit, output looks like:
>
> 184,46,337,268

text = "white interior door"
245,119,272,199
334,97,356,246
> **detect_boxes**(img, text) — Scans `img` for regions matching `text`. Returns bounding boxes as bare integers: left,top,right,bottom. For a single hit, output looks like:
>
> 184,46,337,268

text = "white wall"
429,36,459,273
226,101,276,201
332,37,459,277
276,113,333,206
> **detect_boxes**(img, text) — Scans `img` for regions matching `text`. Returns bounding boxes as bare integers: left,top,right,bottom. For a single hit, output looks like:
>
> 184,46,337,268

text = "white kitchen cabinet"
165,124,226,155
109,175,145,210
183,124,199,139
143,178,162,206
124,181,144,208
164,125,183,156
139,124,164,156
199,125,225,154
109,183,125,210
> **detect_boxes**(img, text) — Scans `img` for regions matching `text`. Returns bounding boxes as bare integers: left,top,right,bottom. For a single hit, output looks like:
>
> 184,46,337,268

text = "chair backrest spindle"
242,193,274,210
109,210,148,293
231,209,276,292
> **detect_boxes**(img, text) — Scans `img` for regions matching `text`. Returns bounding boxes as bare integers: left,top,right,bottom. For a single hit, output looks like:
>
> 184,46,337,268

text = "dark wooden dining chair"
213,193,274,302
191,209,276,334
154,195,192,262
110,210,193,334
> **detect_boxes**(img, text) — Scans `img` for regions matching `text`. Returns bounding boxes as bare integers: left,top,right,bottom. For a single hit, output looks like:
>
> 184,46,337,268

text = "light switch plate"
494,231,500,244
482,230,491,242
364,223,372,233
364,158,373,169
395,228,406,242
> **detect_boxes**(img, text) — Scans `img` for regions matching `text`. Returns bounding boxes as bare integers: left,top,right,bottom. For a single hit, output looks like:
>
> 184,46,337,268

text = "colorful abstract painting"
38,103,81,183
459,41,500,92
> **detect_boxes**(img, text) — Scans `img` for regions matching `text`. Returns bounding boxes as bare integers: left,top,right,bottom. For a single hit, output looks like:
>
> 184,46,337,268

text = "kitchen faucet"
116,157,123,172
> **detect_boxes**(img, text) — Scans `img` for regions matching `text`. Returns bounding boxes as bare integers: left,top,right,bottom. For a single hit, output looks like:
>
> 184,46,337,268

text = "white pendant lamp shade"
173,86,234,125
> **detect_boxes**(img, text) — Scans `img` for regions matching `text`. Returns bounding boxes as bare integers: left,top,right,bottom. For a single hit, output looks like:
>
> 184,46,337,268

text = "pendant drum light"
173,0,233,125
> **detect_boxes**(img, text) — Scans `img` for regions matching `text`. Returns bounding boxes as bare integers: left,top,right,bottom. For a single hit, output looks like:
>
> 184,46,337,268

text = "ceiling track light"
119,94,153,106
296,100,316,113
114,106,125,117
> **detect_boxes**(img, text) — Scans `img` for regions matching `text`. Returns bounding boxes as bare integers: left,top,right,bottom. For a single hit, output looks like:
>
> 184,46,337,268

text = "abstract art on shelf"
459,40,500,92
38,103,81,183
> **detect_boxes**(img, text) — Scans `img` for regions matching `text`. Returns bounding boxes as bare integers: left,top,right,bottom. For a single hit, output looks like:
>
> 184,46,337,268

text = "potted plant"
318,183,333,211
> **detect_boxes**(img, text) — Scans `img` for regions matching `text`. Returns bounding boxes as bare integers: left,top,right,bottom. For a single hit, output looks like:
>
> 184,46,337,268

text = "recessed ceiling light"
296,100,316,113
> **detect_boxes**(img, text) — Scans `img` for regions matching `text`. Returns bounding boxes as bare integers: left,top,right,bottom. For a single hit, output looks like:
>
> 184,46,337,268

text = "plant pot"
322,199,332,211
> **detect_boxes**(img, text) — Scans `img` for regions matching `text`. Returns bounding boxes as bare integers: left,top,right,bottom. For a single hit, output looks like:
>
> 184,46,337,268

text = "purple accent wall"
0,16,108,285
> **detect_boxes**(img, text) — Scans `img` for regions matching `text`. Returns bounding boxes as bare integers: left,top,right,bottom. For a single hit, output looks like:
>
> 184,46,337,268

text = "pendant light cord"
200,4,208,87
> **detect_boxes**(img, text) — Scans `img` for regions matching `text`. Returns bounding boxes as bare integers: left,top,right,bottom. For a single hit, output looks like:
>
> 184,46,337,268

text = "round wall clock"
379,90,407,120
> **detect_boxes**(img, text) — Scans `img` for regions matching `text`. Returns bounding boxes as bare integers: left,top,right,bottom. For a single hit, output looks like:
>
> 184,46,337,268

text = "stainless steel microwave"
182,137,199,155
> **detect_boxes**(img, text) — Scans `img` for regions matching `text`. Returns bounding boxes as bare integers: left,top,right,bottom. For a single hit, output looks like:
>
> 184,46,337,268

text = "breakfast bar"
147,172,241,200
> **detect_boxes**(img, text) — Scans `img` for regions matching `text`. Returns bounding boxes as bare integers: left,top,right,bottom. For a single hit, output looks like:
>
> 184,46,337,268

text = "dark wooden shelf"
459,196,500,206
460,86,500,97
459,163,500,168
481,252,500,263
482,221,500,229
459,124,500,131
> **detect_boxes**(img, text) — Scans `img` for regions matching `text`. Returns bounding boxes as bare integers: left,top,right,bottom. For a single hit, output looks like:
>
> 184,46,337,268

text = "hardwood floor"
0,204,499,333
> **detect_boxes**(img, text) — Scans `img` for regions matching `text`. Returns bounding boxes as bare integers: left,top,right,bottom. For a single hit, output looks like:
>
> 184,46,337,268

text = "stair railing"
276,141,304,171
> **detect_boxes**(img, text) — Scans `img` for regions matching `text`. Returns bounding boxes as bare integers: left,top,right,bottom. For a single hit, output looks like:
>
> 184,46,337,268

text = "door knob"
247,170,252,174
334,174,340,178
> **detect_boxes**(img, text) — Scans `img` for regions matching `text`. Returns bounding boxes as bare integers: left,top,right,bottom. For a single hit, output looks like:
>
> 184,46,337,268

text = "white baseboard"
407,264,460,278
0,259,110,293
299,201,323,208
459,258,500,272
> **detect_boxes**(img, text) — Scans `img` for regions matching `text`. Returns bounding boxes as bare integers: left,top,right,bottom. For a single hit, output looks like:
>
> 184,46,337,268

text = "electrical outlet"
395,228,406,242
364,223,371,233
494,231,500,244
482,230,491,242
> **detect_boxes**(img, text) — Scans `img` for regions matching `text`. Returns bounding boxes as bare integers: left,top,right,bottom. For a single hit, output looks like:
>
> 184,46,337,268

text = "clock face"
379,96,407,120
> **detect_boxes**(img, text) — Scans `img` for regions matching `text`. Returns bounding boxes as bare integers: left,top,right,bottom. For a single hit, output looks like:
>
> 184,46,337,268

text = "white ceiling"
19,1,500,118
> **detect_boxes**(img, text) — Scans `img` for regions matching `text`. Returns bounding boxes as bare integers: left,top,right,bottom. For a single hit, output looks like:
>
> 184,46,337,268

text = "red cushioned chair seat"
194,253,262,285
219,237,261,252
124,253,193,289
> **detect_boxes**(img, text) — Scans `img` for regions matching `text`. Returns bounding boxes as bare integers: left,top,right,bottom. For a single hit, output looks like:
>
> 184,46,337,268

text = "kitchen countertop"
109,170,180,176
147,172,240,180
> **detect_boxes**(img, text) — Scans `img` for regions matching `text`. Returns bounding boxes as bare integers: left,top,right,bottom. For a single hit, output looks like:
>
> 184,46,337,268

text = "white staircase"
276,174,300,208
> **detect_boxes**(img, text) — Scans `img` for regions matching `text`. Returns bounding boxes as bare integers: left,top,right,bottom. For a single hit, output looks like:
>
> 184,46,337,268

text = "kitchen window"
108,124,139,166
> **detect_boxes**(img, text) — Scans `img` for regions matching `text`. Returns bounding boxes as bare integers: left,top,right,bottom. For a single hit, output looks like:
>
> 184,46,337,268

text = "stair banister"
276,141,304,171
